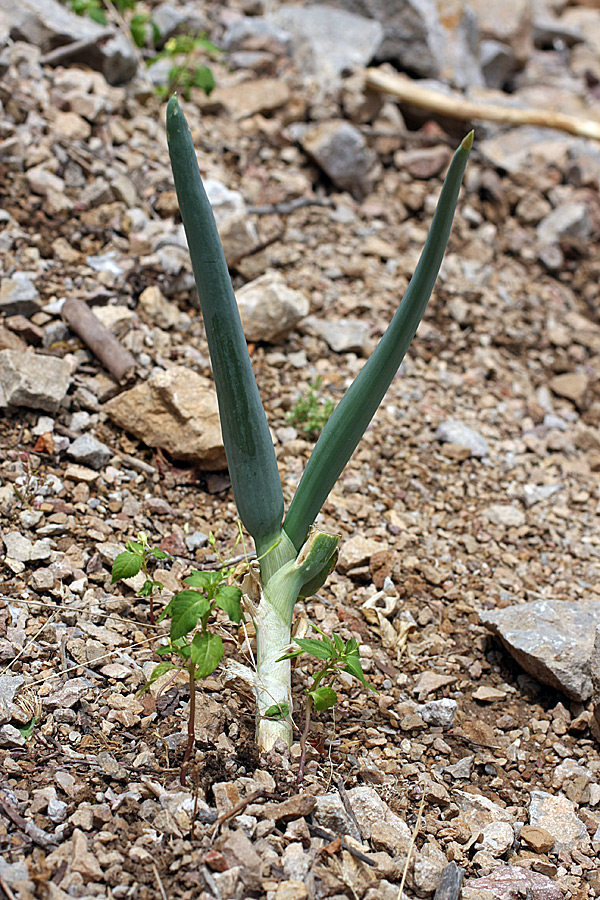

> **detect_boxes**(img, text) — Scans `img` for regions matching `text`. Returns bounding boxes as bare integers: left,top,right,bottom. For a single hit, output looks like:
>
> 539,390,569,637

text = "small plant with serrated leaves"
273,627,373,783
287,377,335,438
111,532,170,624
142,565,243,784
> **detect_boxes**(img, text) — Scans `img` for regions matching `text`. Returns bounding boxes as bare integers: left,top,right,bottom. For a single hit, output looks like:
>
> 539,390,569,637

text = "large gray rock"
0,349,71,413
236,271,309,343
267,4,382,84
480,598,600,702
0,0,137,84
295,120,379,199
537,201,591,245
301,315,370,354
104,366,226,468
67,434,112,470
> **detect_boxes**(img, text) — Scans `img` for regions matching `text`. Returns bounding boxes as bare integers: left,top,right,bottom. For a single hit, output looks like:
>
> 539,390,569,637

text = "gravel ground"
1,1,600,898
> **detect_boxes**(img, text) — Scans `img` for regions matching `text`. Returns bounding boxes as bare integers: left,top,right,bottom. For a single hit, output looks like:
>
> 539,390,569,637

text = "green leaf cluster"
286,377,335,438
278,626,374,714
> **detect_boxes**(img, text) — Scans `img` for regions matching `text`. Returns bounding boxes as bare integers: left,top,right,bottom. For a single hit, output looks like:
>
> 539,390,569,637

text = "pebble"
520,824,556,854
435,420,489,457
66,434,112,470
300,316,370,354
417,698,457,728
529,790,589,852
236,271,309,343
482,503,526,528
297,120,379,199
0,274,41,316
0,349,72,412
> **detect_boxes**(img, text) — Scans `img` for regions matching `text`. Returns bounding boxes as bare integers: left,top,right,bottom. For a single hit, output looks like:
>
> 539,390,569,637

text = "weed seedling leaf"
111,550,143,583
308,685,338,711
190,631,223,678
215,585,244,624
167,590,210,640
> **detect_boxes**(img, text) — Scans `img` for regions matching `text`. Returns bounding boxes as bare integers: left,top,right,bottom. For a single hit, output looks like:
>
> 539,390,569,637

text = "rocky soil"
1,0,600,898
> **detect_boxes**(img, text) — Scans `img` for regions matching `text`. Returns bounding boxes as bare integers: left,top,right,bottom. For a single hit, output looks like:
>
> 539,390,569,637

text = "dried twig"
308,824,376,866
62,298,137,384
397,792,425,900
366,67,600,141
247,197,334,215
40,32,114,67
152,863,168,900
0,791,60,852
334,775,363,843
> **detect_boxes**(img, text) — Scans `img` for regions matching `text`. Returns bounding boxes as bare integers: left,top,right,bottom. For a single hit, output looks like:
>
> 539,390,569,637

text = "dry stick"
397,793,425,900
0,791,60,852
365,67,600,141
333,775,363,843
180,666,197,786
62,298,137,384
0,872,18,900
308,824,376,866
152,863,169,900
40,31,114,66
296,695,313,786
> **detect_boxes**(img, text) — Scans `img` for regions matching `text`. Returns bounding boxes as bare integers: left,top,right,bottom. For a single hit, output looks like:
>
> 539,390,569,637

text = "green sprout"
276,626,374,783
111,531,170,624
140,564,243,785
167,94,472,752
287,377,335,438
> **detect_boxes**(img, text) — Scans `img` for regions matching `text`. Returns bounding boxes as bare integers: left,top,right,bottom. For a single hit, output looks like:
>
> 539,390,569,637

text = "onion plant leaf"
167,96,284,558
283,132,474,551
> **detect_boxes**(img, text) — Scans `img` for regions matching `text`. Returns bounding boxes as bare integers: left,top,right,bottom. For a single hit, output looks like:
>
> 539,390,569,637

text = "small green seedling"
141,564,243,784
152,34,220,100
276,626,374,783
111,532,170,624
287,377,335,438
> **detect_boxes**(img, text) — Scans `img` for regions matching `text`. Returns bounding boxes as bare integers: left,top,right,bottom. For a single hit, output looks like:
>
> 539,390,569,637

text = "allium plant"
167,95,472,751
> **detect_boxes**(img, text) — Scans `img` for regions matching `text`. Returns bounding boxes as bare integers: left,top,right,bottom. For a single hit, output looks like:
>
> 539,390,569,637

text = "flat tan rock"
104,366,226,468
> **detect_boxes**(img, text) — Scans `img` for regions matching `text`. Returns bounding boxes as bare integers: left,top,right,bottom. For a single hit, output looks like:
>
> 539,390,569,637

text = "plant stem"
297,695,313,786
254,594,294,750
180,664,196,786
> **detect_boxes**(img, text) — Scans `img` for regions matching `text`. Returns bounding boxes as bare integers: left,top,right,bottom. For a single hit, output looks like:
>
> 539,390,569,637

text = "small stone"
0,673,25,725
529,790,588,852
70,829,104,882
138,285,186,331
236,271,309,343
211,78,290,119
205,179,258,264
0,724,26,748
43,678,94,711
53,111,91,141
472,685,507,702
338,535,386,574
480,597,600,702
520,825,555,854
104,366,226,468
261,795,316,823
435,420,489,457
482,504,526,528
301,316,370,354
67,434,111,470
0,349,71,413
417,698,457,728
0,274,41,316
537,201,591,244
548,371,588,408
478,821,514,856
298,120,379,199
3,532,33,562
463,865,563,900
444,756,474,779
275,881,308,900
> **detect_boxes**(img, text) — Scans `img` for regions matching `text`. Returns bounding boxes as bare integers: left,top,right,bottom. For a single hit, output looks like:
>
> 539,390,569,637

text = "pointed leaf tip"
462,130,474,151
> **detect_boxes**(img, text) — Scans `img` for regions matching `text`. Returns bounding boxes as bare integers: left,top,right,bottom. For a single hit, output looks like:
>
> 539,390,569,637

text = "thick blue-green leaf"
167,96,284,556
111,551,142,583
190,631,223,678
283,133,473,550
309,685,338,711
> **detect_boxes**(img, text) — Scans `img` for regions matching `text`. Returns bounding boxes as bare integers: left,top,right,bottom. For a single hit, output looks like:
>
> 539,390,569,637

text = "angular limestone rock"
104,366,226,468
236,271,309,343
480,597,600,701
0,349,71,412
